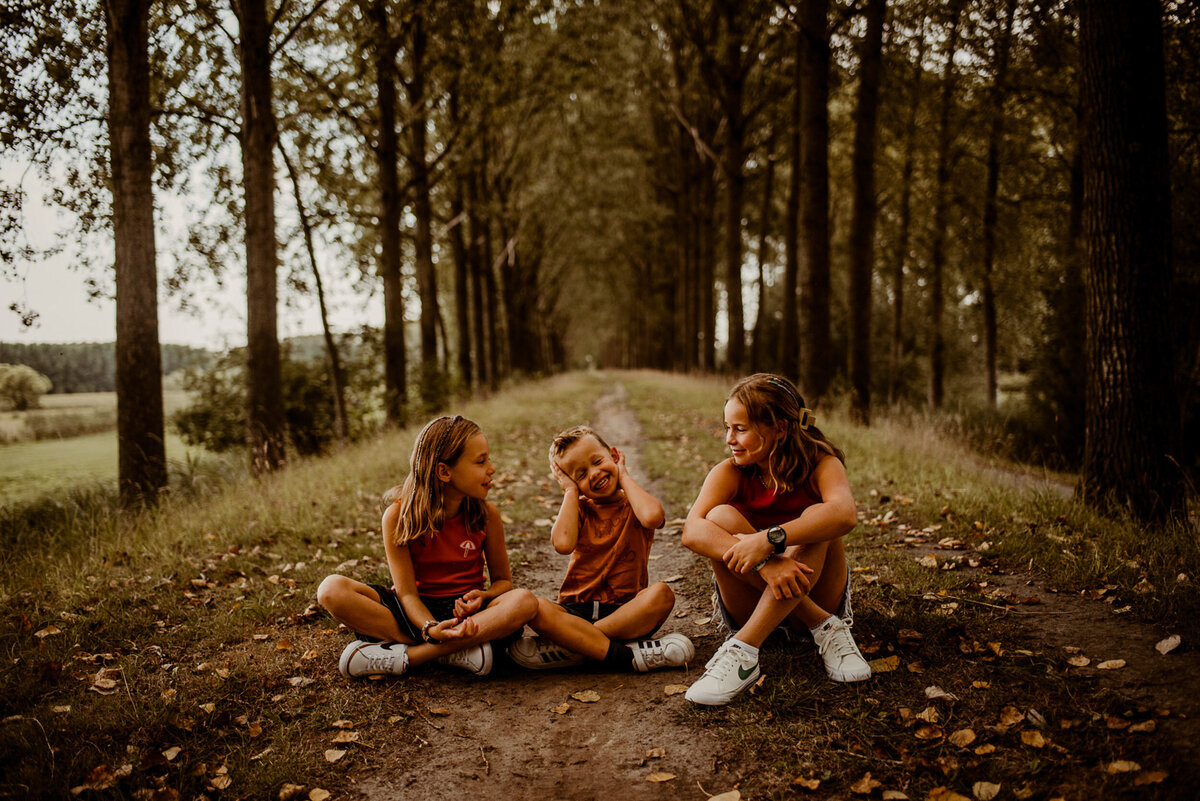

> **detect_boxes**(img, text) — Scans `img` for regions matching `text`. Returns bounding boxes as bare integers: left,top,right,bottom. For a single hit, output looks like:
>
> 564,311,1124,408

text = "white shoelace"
704,643,750,680
819,624,861,662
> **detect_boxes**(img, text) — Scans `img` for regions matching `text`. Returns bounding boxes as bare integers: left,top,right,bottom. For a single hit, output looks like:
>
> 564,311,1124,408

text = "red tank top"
407,513,487,597
730,466,821,531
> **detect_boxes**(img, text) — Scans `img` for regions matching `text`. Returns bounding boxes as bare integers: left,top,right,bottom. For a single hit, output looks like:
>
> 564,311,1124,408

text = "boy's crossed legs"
510,582,695,672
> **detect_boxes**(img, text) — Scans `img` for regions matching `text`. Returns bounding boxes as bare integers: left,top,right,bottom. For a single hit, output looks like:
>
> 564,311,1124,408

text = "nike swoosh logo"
738,664,757,680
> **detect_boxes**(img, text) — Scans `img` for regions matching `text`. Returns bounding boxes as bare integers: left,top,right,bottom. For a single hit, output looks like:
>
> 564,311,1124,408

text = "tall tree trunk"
980,0,1017,408
448,91,472,389
237,0,285,472
800,0,832,402
719,0,746,372
406,9,440,404
468,160,489,389
699,161,717,372
847,0,886,425
373,0,406,425
927,1,964,410
281,145,348,446
780,30,802,383
750,131,776,371
1078,0,1184,522
106,0,166,505
888,30,926,405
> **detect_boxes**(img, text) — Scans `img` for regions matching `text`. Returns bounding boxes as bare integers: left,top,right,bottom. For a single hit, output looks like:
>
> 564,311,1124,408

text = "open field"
0,391,200,504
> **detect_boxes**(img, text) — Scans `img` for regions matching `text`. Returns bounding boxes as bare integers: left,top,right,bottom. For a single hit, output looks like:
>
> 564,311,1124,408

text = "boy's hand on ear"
550,459,577,493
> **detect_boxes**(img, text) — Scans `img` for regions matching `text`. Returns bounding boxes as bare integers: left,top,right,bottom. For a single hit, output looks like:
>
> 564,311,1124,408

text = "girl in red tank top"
317,416,537,679
681,374,872,706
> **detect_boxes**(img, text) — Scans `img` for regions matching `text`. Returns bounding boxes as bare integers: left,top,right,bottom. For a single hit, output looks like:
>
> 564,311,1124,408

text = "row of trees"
2,0,1194,522
0,341,209,393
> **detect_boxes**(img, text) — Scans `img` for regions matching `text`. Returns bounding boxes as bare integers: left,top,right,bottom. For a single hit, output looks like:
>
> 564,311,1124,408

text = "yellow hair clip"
798,408,816,430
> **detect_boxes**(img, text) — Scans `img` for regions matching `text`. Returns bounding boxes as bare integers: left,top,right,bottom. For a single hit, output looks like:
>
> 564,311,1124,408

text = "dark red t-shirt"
730,465,821,531
407,513,487,598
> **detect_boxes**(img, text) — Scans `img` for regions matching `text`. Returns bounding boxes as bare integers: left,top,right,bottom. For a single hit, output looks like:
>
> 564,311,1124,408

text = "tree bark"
372,0,406,425
237,0,285,472
927,0,964,410
718,0,746,372
448,91,472,389
847,0,886,425
750,131,776,372
980,0,1017,408
1078,0,1185,522
800,0,832,402
780,29,802,383
106,0,166,505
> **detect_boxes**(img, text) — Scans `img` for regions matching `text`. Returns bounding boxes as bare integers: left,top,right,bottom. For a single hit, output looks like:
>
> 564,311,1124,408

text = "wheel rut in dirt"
348,381,729,800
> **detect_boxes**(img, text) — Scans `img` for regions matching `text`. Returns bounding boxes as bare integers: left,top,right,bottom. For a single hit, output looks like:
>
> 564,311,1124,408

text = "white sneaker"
811,617,871,682
684,640,760,705
339,640,410,678
507,636,586,670
628,633,695,672
437,642,494,676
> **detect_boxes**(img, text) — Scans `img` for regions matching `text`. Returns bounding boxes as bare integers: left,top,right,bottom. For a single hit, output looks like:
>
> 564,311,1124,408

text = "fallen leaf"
1104,760,1142,774
253,633,270,641
551,702,571,715
998,706,1023,728
948,729,976,748
1067,655,1090,667
309,790,330,801
331,719,355,729
974,744,996,756
1097,659,1126,670
163,747,182,761
915,706,940,723
210,775,232,790
1011,785,1033,800
709,792,740,801
793,777,820,790
331,731,359,744
1105,715,1130,730
925,685,959,702
917,555,940,569
1129,720,1157,733
288,676,315,687
1134,770,1168,786
1155,635,1181,655
34,625,61,639
882,792,909,801
278,785,306,801
927,787,971,801
971,681,990,689
972,782,1001,801
571,690,601,703
428,707,451,716
664,684,688,696
869,655,900,673
52,705,70,714
851,773,881,795
324,750,345,763
662,574,684,583
199,703,216,714
646,772,676,782
247,722,262,738
646,747,665,759
1020,730,1047,748
914,725,944,740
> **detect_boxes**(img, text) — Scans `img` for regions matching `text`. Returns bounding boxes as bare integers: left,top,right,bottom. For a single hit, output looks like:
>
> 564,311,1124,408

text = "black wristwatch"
766,525,787,554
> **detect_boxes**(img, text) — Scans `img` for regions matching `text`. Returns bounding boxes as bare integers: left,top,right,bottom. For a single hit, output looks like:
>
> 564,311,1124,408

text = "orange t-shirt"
557,496,654,605
407,513,487,598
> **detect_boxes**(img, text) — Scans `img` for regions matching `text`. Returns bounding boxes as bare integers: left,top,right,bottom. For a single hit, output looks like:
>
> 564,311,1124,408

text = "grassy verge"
622,370,1200,800
0,374,599,800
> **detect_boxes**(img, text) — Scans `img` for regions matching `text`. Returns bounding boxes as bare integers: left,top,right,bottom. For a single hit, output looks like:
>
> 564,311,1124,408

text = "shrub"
0,363,52,410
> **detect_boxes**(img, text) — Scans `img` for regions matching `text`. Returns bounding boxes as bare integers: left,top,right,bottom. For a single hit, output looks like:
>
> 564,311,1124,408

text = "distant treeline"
0,342,211,393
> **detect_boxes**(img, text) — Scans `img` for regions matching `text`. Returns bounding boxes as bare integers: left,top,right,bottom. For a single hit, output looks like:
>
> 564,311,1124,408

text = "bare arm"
382,503,475,641
680,459,743,559
615,448,666,529
549,460,581,554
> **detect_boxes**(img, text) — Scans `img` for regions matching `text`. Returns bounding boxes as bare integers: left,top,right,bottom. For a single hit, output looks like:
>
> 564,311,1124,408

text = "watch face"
768,526,786,551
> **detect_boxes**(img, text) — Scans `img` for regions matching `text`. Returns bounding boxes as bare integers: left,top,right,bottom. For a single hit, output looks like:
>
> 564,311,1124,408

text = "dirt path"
346,382,732,800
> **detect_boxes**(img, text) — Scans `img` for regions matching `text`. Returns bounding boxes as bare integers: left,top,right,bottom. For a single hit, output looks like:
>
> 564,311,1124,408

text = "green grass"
1,371,1197,800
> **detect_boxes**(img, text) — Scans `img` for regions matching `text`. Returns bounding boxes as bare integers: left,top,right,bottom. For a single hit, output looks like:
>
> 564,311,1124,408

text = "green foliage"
0,362,51,410
0,342,210,394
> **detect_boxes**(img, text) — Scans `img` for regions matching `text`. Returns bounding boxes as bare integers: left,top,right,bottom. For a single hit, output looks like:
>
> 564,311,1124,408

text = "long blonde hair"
383,415,488,545
727,373,845,493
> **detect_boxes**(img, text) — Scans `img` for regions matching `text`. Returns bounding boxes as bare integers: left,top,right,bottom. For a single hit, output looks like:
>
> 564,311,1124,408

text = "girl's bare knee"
507,588,539,621
316,574,349,612
706,504,750,533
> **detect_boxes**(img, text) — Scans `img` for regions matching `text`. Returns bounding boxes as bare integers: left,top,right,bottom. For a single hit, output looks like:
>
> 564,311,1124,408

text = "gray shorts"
712,556,855,638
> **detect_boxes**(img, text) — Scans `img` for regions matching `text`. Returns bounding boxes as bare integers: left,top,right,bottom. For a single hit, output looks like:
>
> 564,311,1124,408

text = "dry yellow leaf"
247,722,262,738
1097,659,1126,670
571,690,601,703
972,782,1000,801
279,786,306,801
1020,730,1047,748
664,684,688,696
199,703,216,714
914,725,944,740
34,625,61,639
882,791,909,801
974,744,996,756
1155,635,1181,655
1067,656,1090,667
915,706,940,723
709,791,740,801
998,706,1023,728
1104,760,1141,774
277,639,293,651
1134,770,1168,786
331,731,359,744
551,702,571,715
646,772,676,783
331,719,355,729
927,786,971,801
793,777,820,790
1129,720,1157,733
948,728,976,748
850,772,881,795
309,790,330,801
324,749,345,763
210,775,232,790
971,681,990,689
163,747,182,762
646,747,665,759
429,707,451,716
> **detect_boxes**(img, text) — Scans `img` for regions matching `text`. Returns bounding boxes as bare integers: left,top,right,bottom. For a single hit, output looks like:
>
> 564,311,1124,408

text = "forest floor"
5,371,1198,801
333,381,1200,800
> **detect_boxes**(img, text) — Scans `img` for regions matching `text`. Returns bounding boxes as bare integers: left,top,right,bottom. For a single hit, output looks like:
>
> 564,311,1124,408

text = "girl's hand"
722,531,773,573
430,616,478,642
759,558,814,600
550,459,577,493
453,590,486,618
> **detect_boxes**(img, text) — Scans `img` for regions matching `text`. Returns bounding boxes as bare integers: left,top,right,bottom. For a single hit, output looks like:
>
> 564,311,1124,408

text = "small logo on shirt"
460,540,478,560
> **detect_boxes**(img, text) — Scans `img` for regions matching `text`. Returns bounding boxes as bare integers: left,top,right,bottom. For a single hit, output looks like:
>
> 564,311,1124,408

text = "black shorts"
365,584,480,643
560,600,623,622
